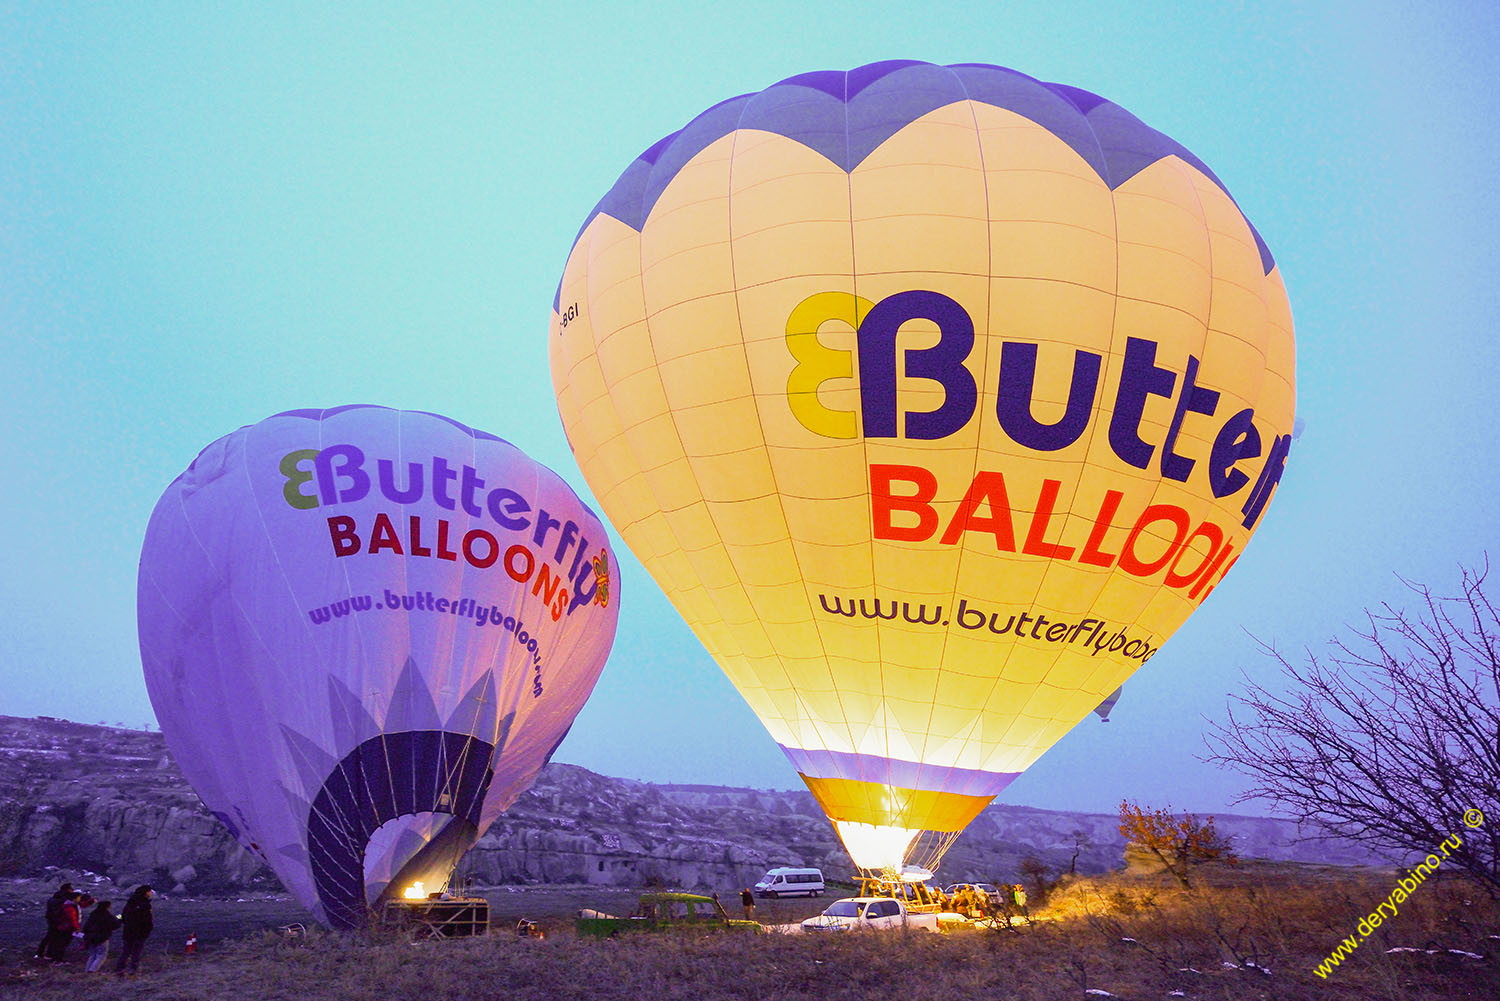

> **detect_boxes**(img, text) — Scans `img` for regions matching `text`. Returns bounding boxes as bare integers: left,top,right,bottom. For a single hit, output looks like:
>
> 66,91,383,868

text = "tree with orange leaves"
1118,800,1236,888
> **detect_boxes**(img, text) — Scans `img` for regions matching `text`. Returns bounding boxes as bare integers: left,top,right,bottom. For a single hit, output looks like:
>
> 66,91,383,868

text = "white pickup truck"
799,896,940,933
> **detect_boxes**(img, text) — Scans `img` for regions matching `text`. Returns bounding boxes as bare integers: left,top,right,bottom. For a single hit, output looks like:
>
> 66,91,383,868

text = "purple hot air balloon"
137,406,619,929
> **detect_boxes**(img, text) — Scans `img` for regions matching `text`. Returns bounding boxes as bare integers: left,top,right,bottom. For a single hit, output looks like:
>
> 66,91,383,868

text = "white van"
754,867,825,898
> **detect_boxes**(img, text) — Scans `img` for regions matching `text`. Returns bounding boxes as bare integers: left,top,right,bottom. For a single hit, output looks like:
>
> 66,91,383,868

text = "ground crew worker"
36,882,74,962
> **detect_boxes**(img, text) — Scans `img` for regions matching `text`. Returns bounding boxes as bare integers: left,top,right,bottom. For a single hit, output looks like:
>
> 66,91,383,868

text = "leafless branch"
1205,559,1500,895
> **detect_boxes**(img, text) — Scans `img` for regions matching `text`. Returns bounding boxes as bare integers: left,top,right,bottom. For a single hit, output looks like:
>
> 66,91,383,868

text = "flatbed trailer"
575,891,762,937
380,896,490,938
857,876,945,913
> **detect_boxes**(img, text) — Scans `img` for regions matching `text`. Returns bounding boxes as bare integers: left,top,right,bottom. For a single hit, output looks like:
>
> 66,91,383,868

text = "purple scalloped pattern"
266,405,510,445
555,61,1274,310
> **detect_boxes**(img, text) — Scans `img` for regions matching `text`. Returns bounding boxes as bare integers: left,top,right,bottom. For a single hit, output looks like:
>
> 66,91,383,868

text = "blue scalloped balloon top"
557,60,1274,311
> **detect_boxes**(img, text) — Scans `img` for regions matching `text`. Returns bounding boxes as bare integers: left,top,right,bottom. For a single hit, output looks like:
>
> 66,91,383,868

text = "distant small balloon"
138,406,619,928
1093,687,1124,723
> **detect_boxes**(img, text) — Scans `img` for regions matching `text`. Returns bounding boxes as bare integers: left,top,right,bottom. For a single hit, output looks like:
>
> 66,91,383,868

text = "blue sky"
3,1,1497,816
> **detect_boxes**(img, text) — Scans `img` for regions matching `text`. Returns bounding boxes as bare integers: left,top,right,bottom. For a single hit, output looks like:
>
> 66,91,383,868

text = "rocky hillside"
0,715,1385,895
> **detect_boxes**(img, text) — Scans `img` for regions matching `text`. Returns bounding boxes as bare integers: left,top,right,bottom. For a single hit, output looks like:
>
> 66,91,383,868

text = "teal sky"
3,1,1497,816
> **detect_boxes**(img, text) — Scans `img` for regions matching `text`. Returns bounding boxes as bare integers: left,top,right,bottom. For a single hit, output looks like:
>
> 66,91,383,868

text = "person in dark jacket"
83,899,121,973
34,882,73,961
114,885,154,977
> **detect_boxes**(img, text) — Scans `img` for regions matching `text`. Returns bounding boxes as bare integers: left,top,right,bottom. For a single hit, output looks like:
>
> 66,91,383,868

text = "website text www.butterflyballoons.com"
304,589,549,697
816,593,1159,663
1313,809,1487,979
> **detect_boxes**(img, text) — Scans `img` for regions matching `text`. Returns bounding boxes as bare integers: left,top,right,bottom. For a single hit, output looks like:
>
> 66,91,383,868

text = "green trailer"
575,891,763,938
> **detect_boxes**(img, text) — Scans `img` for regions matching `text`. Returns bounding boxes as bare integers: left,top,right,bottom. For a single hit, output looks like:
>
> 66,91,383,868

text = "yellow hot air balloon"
549,61,1294,876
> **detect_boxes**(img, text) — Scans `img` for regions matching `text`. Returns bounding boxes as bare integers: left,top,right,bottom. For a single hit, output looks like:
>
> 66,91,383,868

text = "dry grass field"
2,863,1496,1000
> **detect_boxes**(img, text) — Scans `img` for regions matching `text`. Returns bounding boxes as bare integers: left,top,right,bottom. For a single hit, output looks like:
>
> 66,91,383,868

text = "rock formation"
0,715,1386,895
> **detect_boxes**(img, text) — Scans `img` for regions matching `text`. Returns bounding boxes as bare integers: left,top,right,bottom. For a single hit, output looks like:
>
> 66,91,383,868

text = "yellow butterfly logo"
591,550,610,608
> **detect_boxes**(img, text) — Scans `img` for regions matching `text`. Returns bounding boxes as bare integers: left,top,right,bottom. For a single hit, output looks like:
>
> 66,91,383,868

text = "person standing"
34,882,73,961
115,885,154,977
740,887,756,921
82,899,121,973
81,900,120,972
45,892,87,961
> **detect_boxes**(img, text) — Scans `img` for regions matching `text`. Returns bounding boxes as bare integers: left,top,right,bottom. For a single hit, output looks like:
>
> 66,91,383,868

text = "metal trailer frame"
380,897,491,938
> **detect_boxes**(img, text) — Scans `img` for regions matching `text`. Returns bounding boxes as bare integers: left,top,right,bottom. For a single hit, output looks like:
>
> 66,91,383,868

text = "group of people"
941,884,992,918
947,883,1029,917
33,881,155,976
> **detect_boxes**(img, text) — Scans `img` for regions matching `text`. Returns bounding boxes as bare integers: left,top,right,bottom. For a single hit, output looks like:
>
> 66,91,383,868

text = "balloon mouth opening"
369,814,478,910
834,820,920,872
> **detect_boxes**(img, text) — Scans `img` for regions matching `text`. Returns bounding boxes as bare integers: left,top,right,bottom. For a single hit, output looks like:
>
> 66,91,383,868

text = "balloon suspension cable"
849,828,964,886
909,829,963,874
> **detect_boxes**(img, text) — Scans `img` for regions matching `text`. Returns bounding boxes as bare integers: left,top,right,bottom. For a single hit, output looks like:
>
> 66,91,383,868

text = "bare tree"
1068,828,1090,875
1206,561,1500,895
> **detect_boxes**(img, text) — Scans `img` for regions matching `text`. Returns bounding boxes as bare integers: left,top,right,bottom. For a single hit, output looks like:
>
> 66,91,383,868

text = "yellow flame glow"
402,882,426,900
834,821,919,871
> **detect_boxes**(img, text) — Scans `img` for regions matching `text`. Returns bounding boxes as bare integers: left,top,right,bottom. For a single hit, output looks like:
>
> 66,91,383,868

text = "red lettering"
871,464,939,542
327,516,360,557
505,544,534,583
409,515,431,557
1021,479,1074,560
463,528,499,569
368,513,404,555
939,471,1016,548
1118,504,1192,577
870,460,1253,595
1164,522,1227,589
1079,490,1124,567
1190,546,1237,601
533,562,561,605
436,519,458,562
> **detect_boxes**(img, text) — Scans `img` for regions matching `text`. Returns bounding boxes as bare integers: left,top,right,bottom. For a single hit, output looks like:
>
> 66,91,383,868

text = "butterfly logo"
591,550,610,608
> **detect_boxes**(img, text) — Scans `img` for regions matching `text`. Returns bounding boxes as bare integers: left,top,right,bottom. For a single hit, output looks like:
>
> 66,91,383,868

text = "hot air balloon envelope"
1093,687,1124,723
138,406,619,927
550,61,1294,874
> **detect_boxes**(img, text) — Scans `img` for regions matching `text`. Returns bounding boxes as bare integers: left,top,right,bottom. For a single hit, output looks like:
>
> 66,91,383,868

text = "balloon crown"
556,59,1273,313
